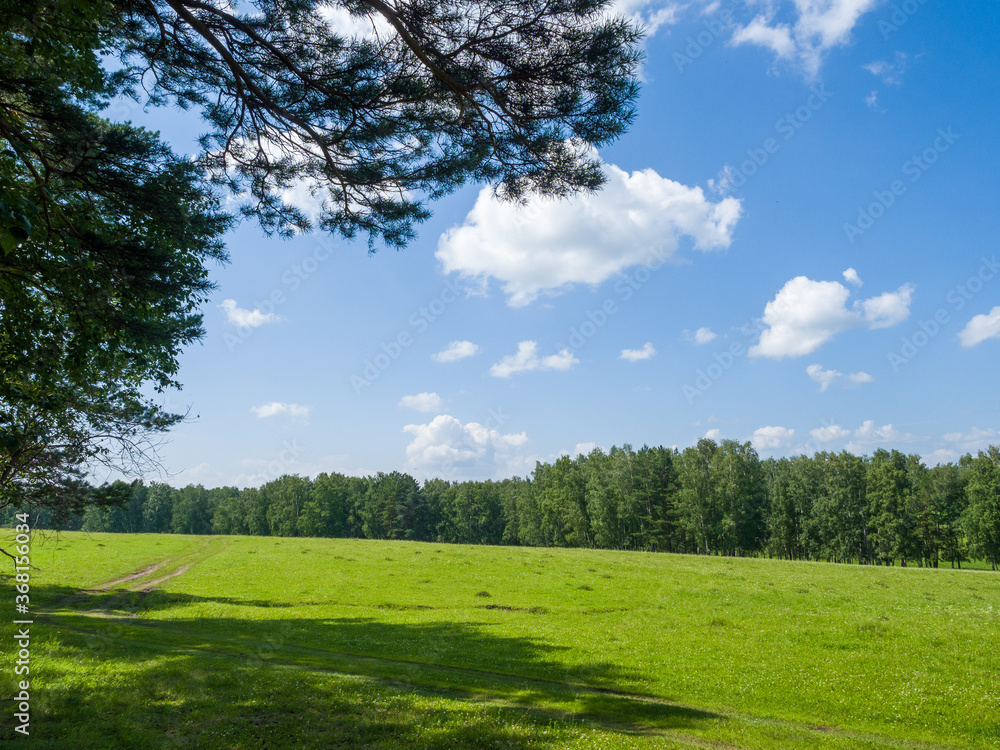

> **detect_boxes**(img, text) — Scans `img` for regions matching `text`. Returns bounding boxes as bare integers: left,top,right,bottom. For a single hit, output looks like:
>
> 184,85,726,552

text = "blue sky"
122,0,1000,488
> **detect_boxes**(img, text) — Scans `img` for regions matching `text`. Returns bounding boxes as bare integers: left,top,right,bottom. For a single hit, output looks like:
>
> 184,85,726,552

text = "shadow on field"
20,582,721,748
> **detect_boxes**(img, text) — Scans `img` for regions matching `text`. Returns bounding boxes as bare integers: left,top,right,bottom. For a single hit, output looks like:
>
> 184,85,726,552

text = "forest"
12,440,1000,570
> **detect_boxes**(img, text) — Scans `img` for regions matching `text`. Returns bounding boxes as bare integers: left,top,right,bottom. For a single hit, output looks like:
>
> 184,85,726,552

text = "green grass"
1,532,998,749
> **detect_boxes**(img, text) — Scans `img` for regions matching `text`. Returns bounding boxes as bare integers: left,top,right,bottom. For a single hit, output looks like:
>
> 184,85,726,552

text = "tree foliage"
118,0,643,245
1,0,642,516
0,0,230,516
19,443,1000,572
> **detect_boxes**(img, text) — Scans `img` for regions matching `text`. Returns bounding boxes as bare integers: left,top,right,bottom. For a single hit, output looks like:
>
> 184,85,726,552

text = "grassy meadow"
1,531,998,749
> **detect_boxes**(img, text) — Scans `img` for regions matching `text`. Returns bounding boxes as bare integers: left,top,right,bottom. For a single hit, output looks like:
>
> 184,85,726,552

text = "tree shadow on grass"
13,582,722,748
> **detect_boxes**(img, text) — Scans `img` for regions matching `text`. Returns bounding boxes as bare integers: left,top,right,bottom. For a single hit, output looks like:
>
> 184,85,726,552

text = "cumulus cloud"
809,425,850,443
704,428,724,441
942,427,998,453
620,342,656,362
251,402,310,419
859,286,915,328
806,364,874,392
571,441,600,457
437,153,741,307
922,448,959,467
855,420,898,442
220,299,281,328
732,16,796,58
731,0,882,77
845,420,915,453
489,341,579,378
398,392,444,412
752,426,795,451
403,415,529,479
432,340,480,363
611,0,684,35
806,364,841,392
958,306,1000,348
842,268,863,287
924,430,1000,466
750,273,913,359
684,327,718,345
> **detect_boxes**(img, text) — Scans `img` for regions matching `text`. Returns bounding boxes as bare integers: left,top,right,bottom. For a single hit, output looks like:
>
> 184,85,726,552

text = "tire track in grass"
94,562,169,590
50,537,227,612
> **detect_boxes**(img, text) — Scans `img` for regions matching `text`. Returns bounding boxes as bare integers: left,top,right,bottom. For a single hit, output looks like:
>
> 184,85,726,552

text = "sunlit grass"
1,531,997,748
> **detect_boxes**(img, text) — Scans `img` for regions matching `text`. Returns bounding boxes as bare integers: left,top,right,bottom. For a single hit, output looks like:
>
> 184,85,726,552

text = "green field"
1,532,998,749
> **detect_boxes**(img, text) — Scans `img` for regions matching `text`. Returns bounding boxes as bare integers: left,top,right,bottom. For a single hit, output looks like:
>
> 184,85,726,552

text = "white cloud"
806,364,841,392
398,392,444,413
922,448,959,467
942,427,998,453
611,0,685,35
860,285,915,328
732,15,796,58
572,441,599,457
704,428,724,441
489,341,579,378
806,364,874,391
250,402,310,419
842,268,863,287
403,415,529,479
865,91,880,110
696,327,718,344
810,425,850,443
318,5,393,39
855,420,896,441
848,420,903,450
847,371,875,386
752,426,796,451
708,165,736,197
959,306,1000,347
731,0,883,77
620,342,656,362
923,428,1000,465
432,340,480,363
865,52,908,85
750,274,914,359
220,299,281,328
684,327,718,345
437,153,742,307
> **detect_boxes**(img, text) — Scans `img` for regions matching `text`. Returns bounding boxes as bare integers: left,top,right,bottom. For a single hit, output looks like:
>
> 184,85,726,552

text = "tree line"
11,440,1000,570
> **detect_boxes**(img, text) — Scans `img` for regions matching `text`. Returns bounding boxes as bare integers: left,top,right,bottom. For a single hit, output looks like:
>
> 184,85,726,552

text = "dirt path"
95,562,169,590
135,563,193,592
50,538,227,612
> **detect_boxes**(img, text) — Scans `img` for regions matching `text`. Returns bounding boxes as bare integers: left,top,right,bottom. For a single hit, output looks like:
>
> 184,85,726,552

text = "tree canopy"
120,0,643,245
0,0,230,517
0,0,643,515
22,441,1000,571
